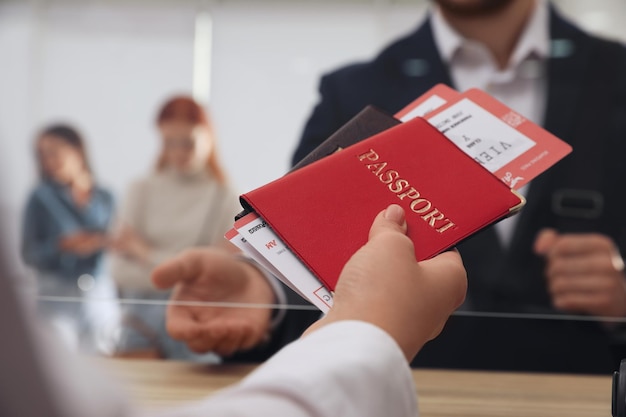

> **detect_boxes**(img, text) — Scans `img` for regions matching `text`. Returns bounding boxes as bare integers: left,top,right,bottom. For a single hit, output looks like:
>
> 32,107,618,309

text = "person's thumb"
368,204,408,240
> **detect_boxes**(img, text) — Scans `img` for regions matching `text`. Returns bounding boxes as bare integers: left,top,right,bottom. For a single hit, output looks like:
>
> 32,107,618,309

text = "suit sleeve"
612,46,626,258
159,321,418,417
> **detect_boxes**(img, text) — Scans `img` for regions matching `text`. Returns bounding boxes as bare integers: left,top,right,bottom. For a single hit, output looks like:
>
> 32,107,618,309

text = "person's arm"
21,193,65,269
158,204,466,417
109,180,160,266
161,322,417,417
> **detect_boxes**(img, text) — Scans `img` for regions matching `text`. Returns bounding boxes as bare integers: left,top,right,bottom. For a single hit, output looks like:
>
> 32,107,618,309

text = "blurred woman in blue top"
21,124,114,351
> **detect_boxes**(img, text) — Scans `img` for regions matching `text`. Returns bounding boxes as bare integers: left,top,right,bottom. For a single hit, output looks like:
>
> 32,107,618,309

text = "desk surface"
97,358,613,417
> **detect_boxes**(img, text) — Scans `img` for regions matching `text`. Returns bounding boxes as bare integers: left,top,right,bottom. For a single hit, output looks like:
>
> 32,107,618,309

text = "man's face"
434,0,517,17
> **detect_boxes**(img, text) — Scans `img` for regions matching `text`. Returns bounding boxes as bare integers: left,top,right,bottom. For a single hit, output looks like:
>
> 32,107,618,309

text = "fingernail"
384,204,406,225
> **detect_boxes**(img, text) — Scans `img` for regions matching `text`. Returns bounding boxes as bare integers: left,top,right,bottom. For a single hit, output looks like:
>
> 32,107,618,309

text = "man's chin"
434,0,517,17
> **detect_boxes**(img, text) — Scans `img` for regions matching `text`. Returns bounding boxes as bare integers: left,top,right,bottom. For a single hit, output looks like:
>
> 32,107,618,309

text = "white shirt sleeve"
5,286,418,417
159,320,418,417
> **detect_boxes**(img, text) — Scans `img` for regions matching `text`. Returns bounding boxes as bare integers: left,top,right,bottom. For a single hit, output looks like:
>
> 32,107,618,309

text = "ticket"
232,213,333,313
395,83,461,122
225,227,308,301
426,88,572,189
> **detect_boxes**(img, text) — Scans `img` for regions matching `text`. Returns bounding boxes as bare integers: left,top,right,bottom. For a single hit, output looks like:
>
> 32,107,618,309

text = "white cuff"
235,255,287,328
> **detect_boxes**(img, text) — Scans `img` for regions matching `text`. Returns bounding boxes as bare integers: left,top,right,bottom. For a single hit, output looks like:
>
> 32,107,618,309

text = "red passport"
240,117,524,291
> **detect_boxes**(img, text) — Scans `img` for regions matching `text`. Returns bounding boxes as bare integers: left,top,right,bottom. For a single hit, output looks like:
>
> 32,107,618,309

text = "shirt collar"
431,0,550,68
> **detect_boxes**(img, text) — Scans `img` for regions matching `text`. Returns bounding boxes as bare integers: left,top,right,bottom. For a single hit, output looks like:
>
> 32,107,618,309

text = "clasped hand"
535,229,626,318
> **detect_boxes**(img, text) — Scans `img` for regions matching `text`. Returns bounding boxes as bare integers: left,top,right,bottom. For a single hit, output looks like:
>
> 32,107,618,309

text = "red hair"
155,96,227,184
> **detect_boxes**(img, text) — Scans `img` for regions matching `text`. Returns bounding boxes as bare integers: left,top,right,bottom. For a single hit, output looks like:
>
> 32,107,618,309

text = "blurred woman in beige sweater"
109,96,240,359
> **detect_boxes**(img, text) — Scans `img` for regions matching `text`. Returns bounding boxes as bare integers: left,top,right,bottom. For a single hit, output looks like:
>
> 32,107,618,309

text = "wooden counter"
96,358,612,417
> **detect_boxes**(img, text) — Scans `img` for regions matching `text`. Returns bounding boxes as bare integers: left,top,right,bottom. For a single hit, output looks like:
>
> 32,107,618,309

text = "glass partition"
2,0,626,384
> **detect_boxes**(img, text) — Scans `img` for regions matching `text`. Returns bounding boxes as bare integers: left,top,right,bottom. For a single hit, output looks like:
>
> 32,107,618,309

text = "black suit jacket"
273,6,626,375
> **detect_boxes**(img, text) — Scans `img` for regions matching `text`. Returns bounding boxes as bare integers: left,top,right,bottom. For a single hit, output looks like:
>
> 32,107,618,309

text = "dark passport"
290,106,401,171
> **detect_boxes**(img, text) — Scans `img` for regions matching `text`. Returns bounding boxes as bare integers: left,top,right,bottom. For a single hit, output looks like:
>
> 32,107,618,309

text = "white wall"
553,0,626,41
1,0,626,257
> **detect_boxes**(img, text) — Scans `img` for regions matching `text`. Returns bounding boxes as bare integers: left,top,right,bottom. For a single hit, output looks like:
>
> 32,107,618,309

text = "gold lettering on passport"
357,149,456,234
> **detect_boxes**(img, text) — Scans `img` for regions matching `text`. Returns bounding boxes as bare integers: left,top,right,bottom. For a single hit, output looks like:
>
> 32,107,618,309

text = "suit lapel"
542,6,589,144
388,16,455,110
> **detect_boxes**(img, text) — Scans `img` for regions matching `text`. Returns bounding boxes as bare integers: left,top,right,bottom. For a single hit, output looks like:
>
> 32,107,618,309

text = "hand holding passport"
225,84,572,313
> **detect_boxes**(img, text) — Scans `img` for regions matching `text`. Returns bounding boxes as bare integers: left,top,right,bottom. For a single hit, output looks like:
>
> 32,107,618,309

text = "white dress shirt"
431,0,550,246
162,321,417,417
